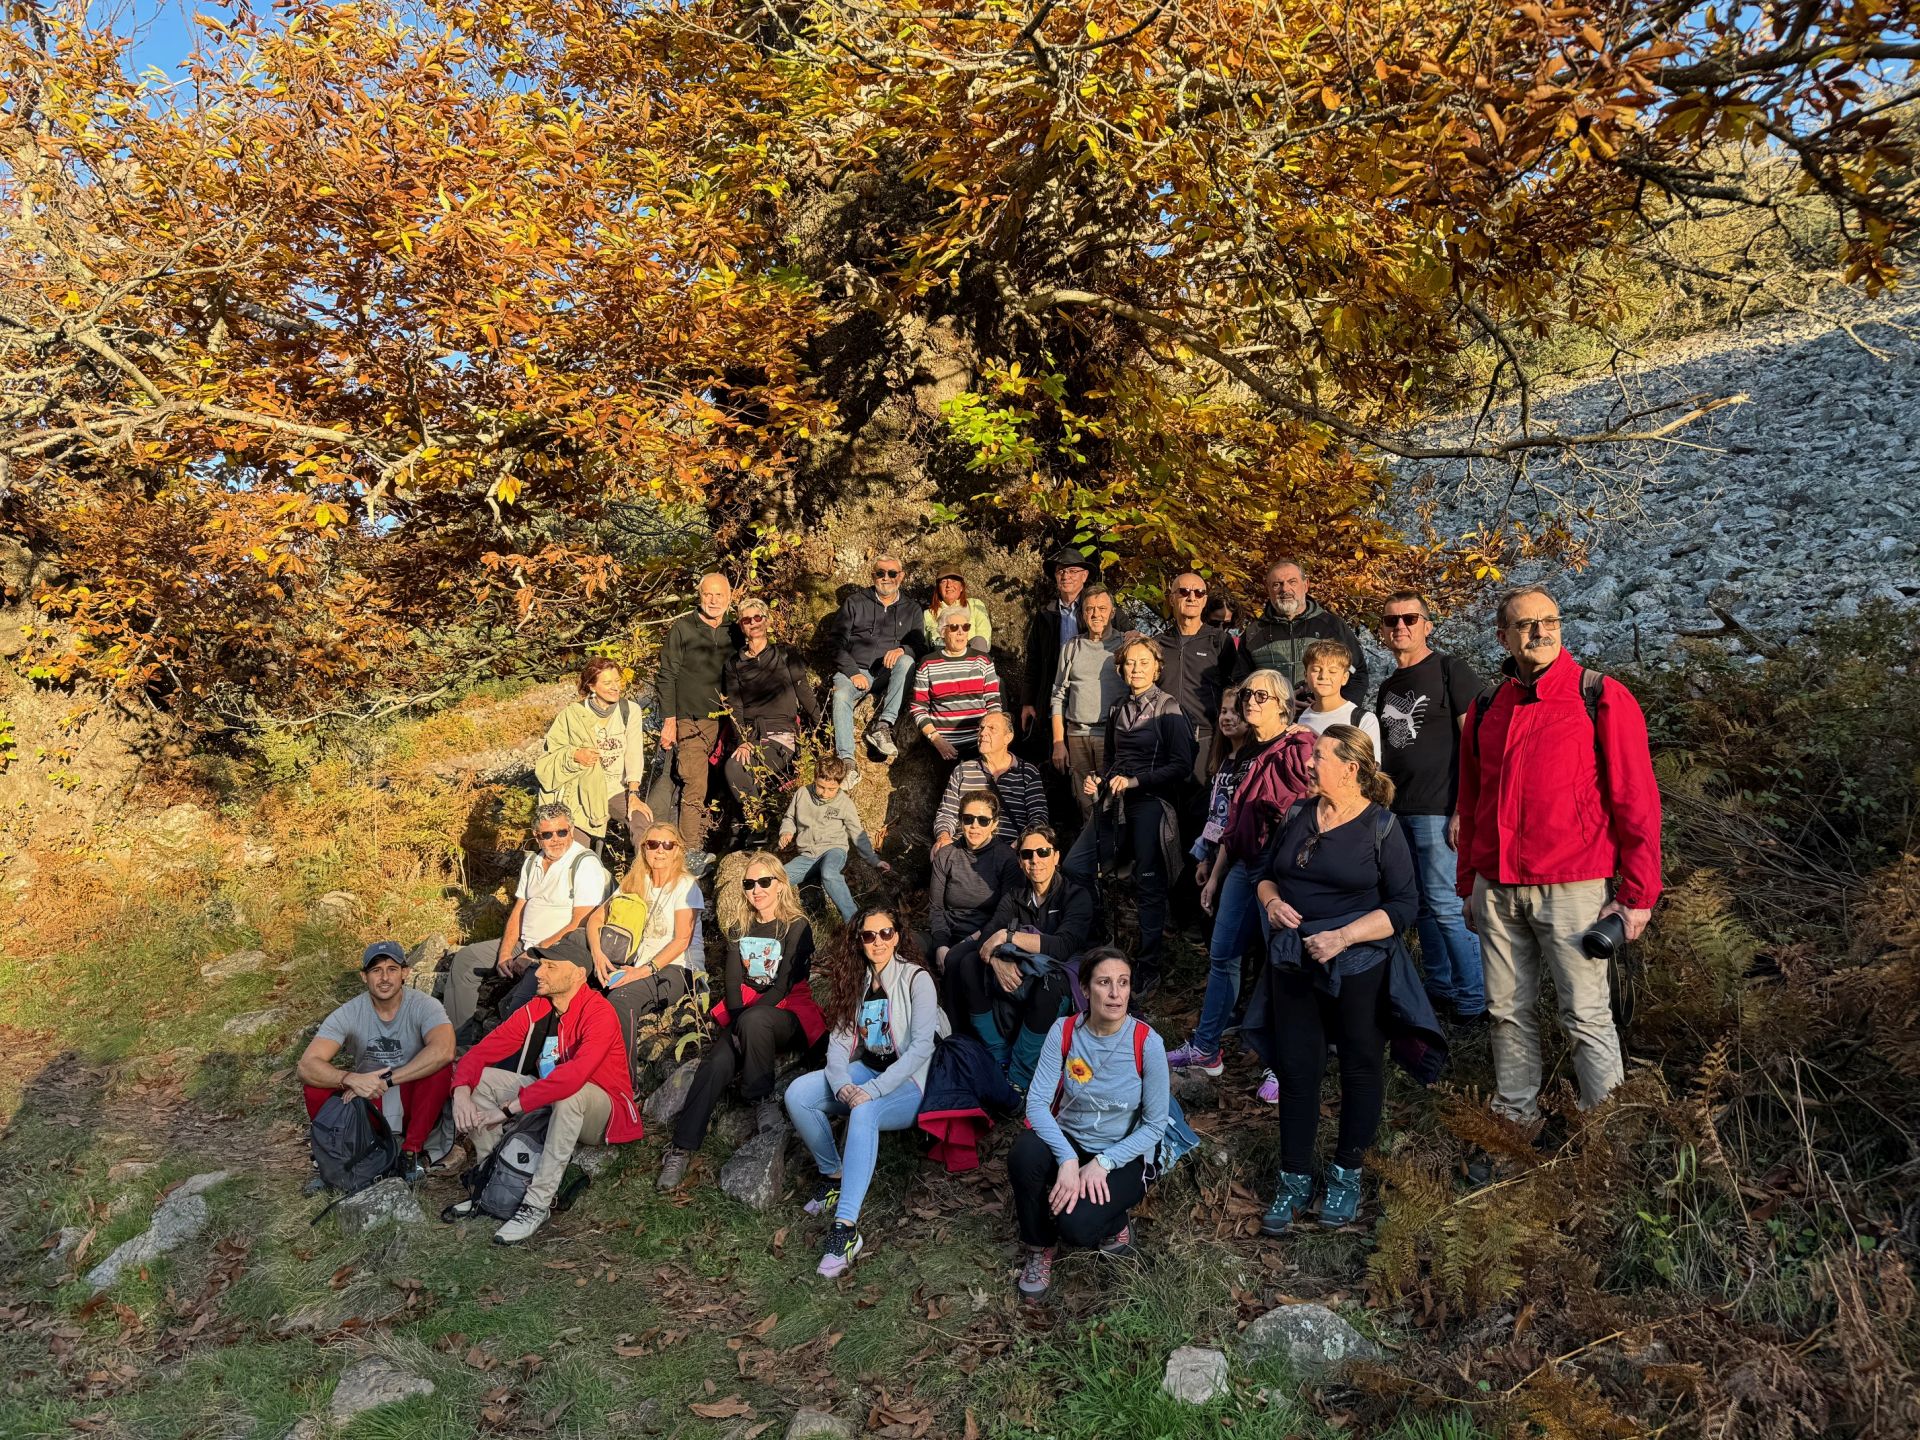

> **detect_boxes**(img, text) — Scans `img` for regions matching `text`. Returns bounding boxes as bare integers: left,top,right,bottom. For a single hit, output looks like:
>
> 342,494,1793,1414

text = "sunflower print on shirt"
1065,1056,1094,1084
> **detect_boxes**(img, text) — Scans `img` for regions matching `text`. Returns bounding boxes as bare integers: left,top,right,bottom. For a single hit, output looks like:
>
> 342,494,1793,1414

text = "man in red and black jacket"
449,949,642,1244
1455,585,1662,1130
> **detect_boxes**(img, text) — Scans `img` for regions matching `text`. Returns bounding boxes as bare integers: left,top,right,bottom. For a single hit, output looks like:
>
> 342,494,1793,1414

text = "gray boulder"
643,1058,700,1125
1239,1302,1383,1378
786,1409,855,1439
221,1007,282,1037
719,1128,786,1212
329,1356,435,1421
404,936,450,997
200,949,270,981
1167,1069,1219,1108
335,1179,426,1237
87,1170,231,1291
1162,1346,1230,1404
50,1226,89,1263
313,891,361,924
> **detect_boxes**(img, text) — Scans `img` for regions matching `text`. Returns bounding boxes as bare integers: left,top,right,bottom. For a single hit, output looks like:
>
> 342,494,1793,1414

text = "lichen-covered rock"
87,1171,231,1291
719,1128,786,1212
335,1179,426,1236
328,1356,435,1420
1162,1346,1230,1404
1239,1302,1383,1378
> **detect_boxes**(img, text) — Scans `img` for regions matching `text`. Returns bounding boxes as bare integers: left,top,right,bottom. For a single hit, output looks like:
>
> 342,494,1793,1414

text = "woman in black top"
946,825,1095,1092
1253,724,1417,1235
1062,636,1195,995
658,852,823,1189
722,597,821,841
927,788,1020,967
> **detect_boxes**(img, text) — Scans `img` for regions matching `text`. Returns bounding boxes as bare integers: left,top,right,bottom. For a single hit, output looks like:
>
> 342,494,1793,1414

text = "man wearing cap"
447,947,644,1244
297,941,456,1185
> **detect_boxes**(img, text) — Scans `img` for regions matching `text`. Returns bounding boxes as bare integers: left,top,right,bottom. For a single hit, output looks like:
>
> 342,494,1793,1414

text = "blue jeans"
1193,859,1267,1054
831,656,917,760
784,1064,924,1226
786,849,856,921
1402,813,1484,1014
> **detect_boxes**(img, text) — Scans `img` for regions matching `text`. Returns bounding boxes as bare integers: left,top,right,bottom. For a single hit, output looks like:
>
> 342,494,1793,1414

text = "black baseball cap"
360,940,409,971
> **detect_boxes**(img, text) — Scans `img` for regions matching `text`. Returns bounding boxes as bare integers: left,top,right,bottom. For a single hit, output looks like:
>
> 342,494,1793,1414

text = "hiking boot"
817,1222,864,1278
1016,1246,1055,1304
1098,1224,1135,1258
756,1098,787,1133
492,1201,550,1245
1165,1041,1224,1077
1256,1070,1280,1105
804,1176,843,1217
1320,1163,1363,1227
1259,1171,1315,1236
1132,967,1162,1001
1463,1148,1494,1188
867,722,898,759
396,1151,427,1186
657,1146,692,1190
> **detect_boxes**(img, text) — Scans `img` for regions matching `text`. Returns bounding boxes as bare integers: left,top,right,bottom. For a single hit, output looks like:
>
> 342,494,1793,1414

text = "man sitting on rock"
446,947,644,1244
297,941,456,1187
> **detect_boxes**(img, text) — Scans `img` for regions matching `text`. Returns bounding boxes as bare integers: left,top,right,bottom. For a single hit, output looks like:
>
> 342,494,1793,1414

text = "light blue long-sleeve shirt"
1025,1015,1170,1172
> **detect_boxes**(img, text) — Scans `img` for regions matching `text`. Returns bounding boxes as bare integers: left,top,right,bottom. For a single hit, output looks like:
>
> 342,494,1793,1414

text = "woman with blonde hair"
658,852,824,1188
591,821,706,1054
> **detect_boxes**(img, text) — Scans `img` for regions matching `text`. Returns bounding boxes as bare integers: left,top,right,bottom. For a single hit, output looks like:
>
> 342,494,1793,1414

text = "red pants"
303,1067,453,1152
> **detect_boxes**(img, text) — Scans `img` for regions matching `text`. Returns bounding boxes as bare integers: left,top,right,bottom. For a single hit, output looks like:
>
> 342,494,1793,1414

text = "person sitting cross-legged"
446,947,644,1245
1009,947,1170,1305
785,907,948,1277
297,941,456,1189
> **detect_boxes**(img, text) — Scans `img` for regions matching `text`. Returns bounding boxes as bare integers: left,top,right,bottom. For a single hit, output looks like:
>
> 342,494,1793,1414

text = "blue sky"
98,0,233,79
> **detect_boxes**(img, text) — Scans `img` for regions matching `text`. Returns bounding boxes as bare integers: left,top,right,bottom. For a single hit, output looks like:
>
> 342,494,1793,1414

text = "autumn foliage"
2,0,1914,724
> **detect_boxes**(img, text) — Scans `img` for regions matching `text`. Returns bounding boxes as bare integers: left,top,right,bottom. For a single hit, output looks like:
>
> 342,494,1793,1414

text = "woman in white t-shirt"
592,822,705,1057
1298,640,1381,751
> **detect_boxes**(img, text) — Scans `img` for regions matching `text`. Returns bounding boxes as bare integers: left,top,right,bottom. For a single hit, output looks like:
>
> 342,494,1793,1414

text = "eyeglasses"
643,839,679,852
1172,586,1207,599
741,875,778,891
873,568,901,579
1018,846,1054,860
1380,613,1425,629
1296,831,1321,869
1505,616,1562,634
535,827,571,840
960,813,995,827
1241,689,1277,707
859,926,897,943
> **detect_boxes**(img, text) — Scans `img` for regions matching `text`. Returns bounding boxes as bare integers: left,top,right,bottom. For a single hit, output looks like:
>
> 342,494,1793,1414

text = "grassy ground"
0,684,1500,1438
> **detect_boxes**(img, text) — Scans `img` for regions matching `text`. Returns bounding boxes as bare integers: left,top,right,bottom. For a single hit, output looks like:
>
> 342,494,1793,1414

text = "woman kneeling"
1008,948,1169,1305
785,908,947,1277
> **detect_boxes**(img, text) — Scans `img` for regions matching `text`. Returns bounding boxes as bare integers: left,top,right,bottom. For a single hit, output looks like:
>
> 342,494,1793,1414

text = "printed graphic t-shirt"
316,989,450,1075
1374,651,1486,816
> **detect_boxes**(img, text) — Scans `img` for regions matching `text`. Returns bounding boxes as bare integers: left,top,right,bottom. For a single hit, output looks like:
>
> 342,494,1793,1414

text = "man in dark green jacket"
1231,557,1368,707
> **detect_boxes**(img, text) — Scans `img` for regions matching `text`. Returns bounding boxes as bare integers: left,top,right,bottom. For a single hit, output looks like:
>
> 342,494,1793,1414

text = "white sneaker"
492,1201,550,1245
841,767,862,790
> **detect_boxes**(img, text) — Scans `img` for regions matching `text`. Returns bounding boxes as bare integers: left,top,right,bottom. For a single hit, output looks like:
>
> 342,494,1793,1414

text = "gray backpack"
454,1108,552,1221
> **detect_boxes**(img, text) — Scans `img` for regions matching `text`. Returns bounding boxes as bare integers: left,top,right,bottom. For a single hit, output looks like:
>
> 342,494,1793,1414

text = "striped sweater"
909,653,1002,745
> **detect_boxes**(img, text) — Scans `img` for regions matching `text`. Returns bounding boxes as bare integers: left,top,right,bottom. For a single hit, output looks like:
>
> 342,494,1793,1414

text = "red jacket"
1454,650,1663,909
453,988,643,1143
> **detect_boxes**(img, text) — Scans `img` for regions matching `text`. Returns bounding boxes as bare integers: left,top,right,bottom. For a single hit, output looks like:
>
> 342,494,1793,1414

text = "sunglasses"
1380,613,1424,629
643,838,680,852
1241,689,1277,706
741,613,768,624
1296,831,1321,870
960,813,995,827
741,874,779,891
859,926,897,943
1172,585,1208,599
535,827,572,840
945,622,972,633
1018,846,1055,860
873,568,901,579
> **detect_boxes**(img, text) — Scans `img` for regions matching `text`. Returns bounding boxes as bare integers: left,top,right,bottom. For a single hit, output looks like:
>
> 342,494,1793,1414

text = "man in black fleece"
1231,557,1368,706
829,555,924,784
657,572,737,867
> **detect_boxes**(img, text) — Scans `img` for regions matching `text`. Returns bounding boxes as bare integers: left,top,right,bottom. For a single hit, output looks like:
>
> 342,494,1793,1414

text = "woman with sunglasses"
784,908,948,1277
909,606,1003,762
948,825,1094,1092
593,822,705,1055
1167,670,1316,1093
921,570,992,656
658,854,824,1189
928,789,1020,969
722,598,821,843
1252,724,1416,1234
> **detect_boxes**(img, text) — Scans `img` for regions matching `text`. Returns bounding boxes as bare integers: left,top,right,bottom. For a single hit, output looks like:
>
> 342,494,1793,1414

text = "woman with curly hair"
783,907,947,1276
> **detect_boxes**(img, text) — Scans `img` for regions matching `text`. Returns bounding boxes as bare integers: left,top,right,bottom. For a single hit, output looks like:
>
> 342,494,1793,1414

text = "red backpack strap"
1132,1020,1147,1076
1060,1013,1076,1057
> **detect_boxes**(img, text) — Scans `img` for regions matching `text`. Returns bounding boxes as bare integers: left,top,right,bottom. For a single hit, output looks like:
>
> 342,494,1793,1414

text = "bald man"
656,572,737,869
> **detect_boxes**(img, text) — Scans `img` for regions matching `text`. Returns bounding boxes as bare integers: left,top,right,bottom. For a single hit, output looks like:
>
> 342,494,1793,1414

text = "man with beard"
1231,558,1368,707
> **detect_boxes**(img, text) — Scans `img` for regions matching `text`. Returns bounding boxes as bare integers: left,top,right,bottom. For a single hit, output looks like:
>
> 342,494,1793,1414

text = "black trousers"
604,965,694,1069
722,740,794,841
948,940,1070,1038
1063,794,1172,972
1271,959,1388,1172
1008,1129,1147,1249
673,1004,803,1150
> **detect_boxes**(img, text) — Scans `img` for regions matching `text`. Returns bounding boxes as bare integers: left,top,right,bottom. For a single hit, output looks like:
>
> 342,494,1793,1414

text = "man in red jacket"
1456,586,1662,1129
448,948,643,1244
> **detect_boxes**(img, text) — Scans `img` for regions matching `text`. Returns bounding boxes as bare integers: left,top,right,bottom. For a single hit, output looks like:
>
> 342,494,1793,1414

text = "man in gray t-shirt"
298,942,456,1175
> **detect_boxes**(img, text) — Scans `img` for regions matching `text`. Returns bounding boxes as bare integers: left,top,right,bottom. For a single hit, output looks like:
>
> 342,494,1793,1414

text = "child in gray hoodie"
778,757,889,921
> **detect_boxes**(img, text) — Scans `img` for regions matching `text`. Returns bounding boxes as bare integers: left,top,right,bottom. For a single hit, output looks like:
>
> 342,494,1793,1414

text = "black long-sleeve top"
1262,800,1418,983
717,916,814,1017
723,643,819,742
1100,685,1196,803
658,612,739,722
929,838,1020,948
982,873,1095,962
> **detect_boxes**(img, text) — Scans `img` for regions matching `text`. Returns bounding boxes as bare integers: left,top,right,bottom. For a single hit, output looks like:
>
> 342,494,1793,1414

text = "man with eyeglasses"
1456,585,1662,1140
1373,591,1489,1022
830,554,925,785
1231,557,1368,708
1157,571,1232,784
657,572,738,872
443,802,612,1041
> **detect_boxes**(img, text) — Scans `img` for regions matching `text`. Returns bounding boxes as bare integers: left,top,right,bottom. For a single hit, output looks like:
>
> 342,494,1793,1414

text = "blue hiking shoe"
1259,1171,1314,1236
1320,1163,1363,1227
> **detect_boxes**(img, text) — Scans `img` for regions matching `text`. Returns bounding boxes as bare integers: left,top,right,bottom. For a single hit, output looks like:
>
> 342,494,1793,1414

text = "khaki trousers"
1472,878,1623,1123
467,1067,611,1211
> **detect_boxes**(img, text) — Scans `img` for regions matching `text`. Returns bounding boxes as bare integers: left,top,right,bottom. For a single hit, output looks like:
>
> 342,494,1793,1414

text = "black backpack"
450,1108,554,1221
308,1094,399,1218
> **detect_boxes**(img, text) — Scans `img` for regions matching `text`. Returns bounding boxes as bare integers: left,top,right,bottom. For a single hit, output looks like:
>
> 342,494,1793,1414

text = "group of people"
298,550,1662,1301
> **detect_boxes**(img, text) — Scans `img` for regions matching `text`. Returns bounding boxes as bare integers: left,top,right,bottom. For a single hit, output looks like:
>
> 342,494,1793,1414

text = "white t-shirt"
1300,702,1383,752
517,843,611,946
634,874,703,972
